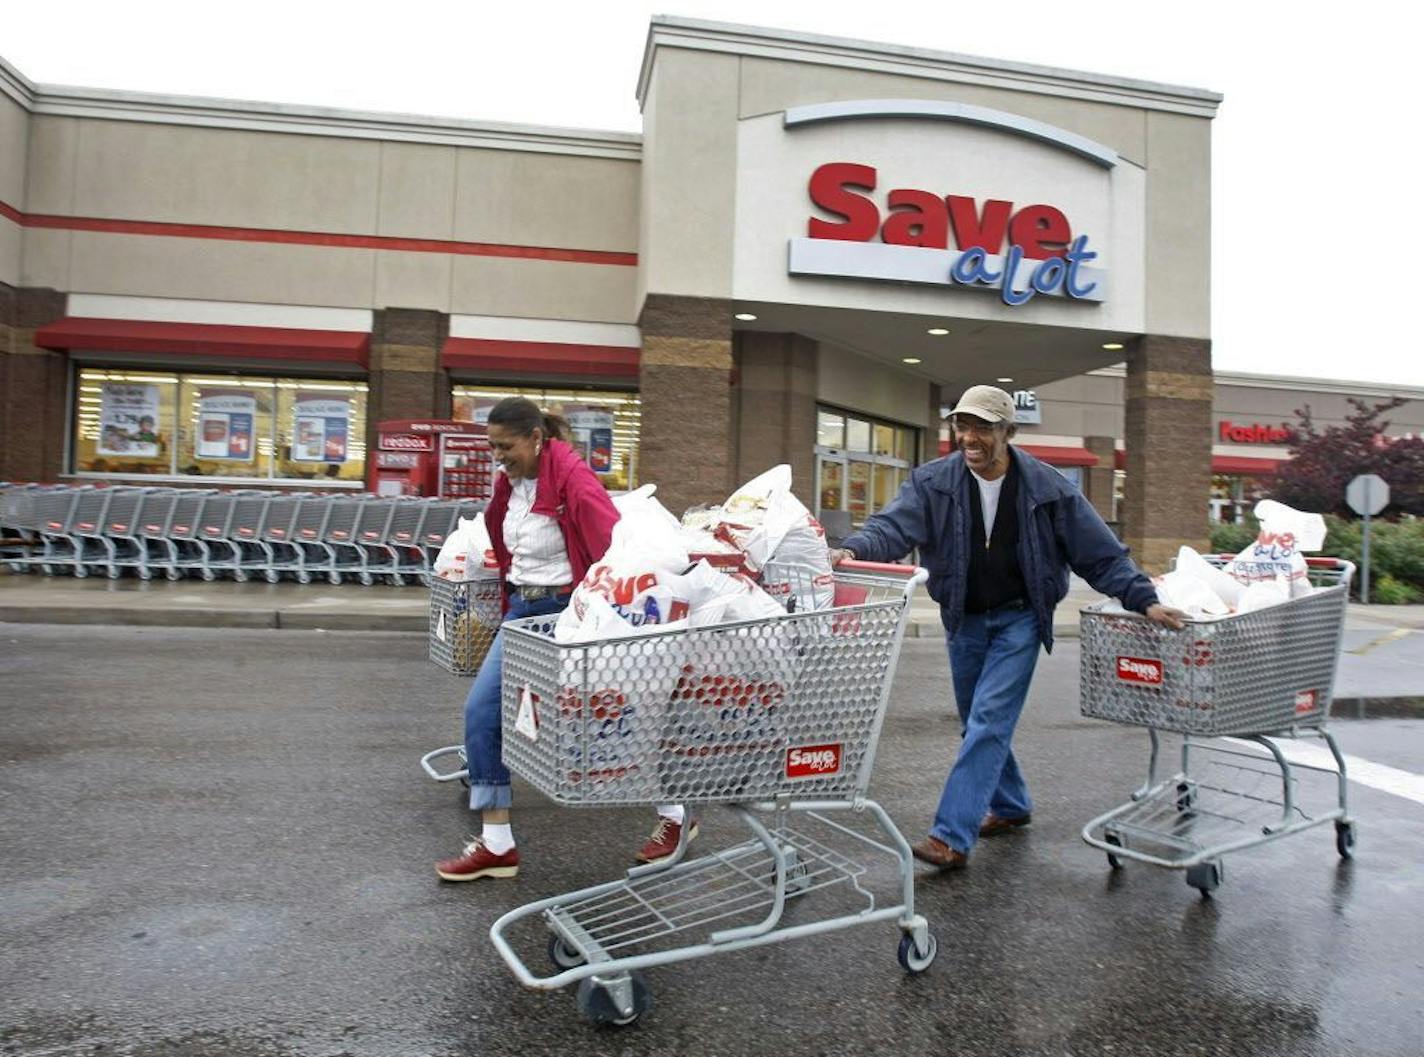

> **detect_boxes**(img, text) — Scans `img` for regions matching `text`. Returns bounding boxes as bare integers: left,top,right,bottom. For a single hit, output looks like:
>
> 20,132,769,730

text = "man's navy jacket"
840,445,1159,652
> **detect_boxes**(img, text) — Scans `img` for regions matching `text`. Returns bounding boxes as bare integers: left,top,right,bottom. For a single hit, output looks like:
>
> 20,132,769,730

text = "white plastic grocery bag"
462,510,496,575
1225,500,1328,599
555,489,690,642
435,514,486,579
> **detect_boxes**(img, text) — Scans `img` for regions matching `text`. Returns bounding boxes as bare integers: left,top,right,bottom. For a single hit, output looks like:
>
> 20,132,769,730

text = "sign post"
1345,474,1390,602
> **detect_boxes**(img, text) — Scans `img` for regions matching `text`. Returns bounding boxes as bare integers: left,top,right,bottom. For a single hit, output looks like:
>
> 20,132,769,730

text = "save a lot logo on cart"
788,162,1106,306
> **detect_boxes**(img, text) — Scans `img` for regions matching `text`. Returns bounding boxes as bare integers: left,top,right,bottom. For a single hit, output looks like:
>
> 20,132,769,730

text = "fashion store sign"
788,162,1106,305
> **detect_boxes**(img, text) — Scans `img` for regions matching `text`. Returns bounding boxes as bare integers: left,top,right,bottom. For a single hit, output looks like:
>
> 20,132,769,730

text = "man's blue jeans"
932,603,1041,854
463,591,568,811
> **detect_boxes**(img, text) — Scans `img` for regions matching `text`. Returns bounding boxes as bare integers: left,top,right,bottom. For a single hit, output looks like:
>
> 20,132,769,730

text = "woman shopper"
435,397,695,882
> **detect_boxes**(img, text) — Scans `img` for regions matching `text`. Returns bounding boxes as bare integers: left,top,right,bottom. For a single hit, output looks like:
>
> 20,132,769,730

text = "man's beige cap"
949,384,1015,424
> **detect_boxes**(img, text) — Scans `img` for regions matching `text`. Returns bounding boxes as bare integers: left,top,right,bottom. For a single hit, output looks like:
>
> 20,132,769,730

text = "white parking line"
1225,737,1424,807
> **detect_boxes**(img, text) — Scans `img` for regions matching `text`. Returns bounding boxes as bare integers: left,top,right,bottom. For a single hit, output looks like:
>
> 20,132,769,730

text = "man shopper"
830,385,1185,871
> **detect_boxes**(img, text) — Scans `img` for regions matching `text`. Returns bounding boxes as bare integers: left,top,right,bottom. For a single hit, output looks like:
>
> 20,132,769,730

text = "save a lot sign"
788,161,1105,306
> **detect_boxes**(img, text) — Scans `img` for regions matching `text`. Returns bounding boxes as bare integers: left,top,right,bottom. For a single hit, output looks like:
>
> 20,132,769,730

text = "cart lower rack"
1079,557,1357,897
487,561,935,1025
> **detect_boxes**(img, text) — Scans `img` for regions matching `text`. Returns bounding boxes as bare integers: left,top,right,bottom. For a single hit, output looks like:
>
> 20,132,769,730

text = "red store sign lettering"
1218,421,1293,444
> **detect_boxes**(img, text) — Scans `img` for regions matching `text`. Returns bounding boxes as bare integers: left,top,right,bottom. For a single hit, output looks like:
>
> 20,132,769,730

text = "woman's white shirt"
505,476,573,586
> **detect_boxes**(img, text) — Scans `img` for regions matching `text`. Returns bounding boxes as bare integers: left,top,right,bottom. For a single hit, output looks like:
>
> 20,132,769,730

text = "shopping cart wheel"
359,572,374,586
897,932,938,974
234,570,249,583
201,569,216,582
74,565,89,579
328,572,343,585
1334,820,1356,860
1104,833,1124,870
138,568,152,581
1185,861,1221,898
166,570,182,581
40,564,54,576
296,571,312,584
547,935,585,971
106,567,120,580
576,973,651,1027
265,570,280,584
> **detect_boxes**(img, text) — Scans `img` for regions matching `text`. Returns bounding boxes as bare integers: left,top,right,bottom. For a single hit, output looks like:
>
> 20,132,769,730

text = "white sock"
482,822,515,854
656,804,686,825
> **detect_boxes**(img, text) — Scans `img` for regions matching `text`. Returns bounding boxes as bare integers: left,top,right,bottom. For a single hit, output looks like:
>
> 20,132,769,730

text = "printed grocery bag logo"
1116,656,1164,685
1294,689,1318,715
785,743,842,779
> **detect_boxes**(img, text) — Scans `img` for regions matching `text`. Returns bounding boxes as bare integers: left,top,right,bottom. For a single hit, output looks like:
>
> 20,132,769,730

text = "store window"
71,367,368,485
813,406,918,528
452,385,639,491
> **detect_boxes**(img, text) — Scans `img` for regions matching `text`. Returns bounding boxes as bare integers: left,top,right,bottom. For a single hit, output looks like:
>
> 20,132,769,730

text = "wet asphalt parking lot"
2,623,1421,1056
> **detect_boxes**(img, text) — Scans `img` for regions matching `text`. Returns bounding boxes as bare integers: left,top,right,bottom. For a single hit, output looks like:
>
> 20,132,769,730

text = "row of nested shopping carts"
0,482,484,585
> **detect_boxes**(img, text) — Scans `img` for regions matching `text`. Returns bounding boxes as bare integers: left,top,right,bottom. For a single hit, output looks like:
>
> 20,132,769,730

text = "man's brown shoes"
979,813,1032,838
910,836,968,871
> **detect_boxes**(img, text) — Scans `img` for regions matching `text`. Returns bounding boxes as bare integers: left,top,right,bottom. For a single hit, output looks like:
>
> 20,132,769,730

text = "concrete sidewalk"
5,569,1422,638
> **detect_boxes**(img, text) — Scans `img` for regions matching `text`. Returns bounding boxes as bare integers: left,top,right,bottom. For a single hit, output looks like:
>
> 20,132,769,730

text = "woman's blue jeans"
463,591,569,811
932,603,1041,854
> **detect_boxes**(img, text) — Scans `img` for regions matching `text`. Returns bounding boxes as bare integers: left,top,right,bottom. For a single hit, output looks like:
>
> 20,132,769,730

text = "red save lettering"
808,162,1072,260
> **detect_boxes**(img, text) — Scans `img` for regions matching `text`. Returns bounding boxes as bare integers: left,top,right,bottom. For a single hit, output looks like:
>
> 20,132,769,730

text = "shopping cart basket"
1079,556,1357,898
487,560,936,1026
419,570,509,783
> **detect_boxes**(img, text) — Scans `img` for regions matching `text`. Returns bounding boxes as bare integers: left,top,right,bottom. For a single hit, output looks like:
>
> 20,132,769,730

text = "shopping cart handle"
834,558,918,575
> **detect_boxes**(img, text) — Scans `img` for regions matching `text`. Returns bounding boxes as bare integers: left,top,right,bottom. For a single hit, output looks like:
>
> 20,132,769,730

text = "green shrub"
1370,574,1422,605
1208,518,1258,555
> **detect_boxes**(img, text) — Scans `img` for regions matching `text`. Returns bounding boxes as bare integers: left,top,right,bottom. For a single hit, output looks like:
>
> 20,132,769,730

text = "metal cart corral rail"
488,561,935,1026
1079,557,1357,898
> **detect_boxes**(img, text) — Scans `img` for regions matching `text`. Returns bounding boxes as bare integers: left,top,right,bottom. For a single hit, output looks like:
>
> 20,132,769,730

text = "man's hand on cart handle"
829,547,856,566
1145,603,1187,630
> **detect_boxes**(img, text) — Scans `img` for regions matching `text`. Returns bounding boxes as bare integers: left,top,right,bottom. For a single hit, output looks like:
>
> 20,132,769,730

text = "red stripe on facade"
1113,449,1281,475
34,317,370,367
938,440,1103,467
0,199,636,266
441,337,639,378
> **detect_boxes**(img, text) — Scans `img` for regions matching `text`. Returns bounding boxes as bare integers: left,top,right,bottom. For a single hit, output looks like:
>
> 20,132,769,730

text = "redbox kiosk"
368,419,494,499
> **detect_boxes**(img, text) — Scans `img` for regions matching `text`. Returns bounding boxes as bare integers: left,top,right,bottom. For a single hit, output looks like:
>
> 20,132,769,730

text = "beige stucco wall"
816,341,931,429
0,92,27,285
637,47,741,305
19,114,640,320
639,40,1213,342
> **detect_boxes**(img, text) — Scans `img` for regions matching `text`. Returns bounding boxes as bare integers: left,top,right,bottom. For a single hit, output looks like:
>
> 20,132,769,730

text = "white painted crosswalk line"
1225,736,1424,807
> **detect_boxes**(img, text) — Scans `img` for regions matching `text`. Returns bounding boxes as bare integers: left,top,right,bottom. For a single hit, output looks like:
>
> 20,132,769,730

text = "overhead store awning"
1111,450,1283,475
34,317,370,367
938,440,1103,466
440,337,639,379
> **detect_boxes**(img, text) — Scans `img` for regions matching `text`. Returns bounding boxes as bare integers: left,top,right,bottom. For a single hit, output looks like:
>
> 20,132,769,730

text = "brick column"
1123,335,1213,572
369,308,449,440
0,285,69,482
638,295,733,515
733,331,817,494
1083,434,1117,524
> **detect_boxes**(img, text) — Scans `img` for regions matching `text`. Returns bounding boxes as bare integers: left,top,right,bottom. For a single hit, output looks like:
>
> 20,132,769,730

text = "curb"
0,606,425,632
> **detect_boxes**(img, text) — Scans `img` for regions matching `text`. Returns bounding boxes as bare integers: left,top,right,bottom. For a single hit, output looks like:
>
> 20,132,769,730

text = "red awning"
1016,444,1102,468
935,441,1103,466
441,337,639,379
1211,454,1282,475
1112,450,1283,475
34,317,369,366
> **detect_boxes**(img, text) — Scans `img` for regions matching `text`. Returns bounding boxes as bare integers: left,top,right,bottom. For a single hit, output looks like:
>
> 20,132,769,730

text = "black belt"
506,583,572,601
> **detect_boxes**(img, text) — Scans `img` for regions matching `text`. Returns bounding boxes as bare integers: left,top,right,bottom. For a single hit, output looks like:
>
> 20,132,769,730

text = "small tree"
1269,397,1424,516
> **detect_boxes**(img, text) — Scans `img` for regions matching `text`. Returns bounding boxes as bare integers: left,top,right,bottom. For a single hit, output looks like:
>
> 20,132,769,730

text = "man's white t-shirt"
969,469,1006,544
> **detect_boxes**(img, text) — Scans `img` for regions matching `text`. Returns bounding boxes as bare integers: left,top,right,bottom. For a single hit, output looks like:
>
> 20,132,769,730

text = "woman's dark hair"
486,396,569,442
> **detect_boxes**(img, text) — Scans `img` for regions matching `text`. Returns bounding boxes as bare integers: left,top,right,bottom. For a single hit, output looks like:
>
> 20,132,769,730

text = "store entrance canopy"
441,338,639,379
34,317,370,367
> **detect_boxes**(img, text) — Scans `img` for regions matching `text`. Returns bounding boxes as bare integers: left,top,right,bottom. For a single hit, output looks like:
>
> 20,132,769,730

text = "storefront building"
3,17,1229,569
